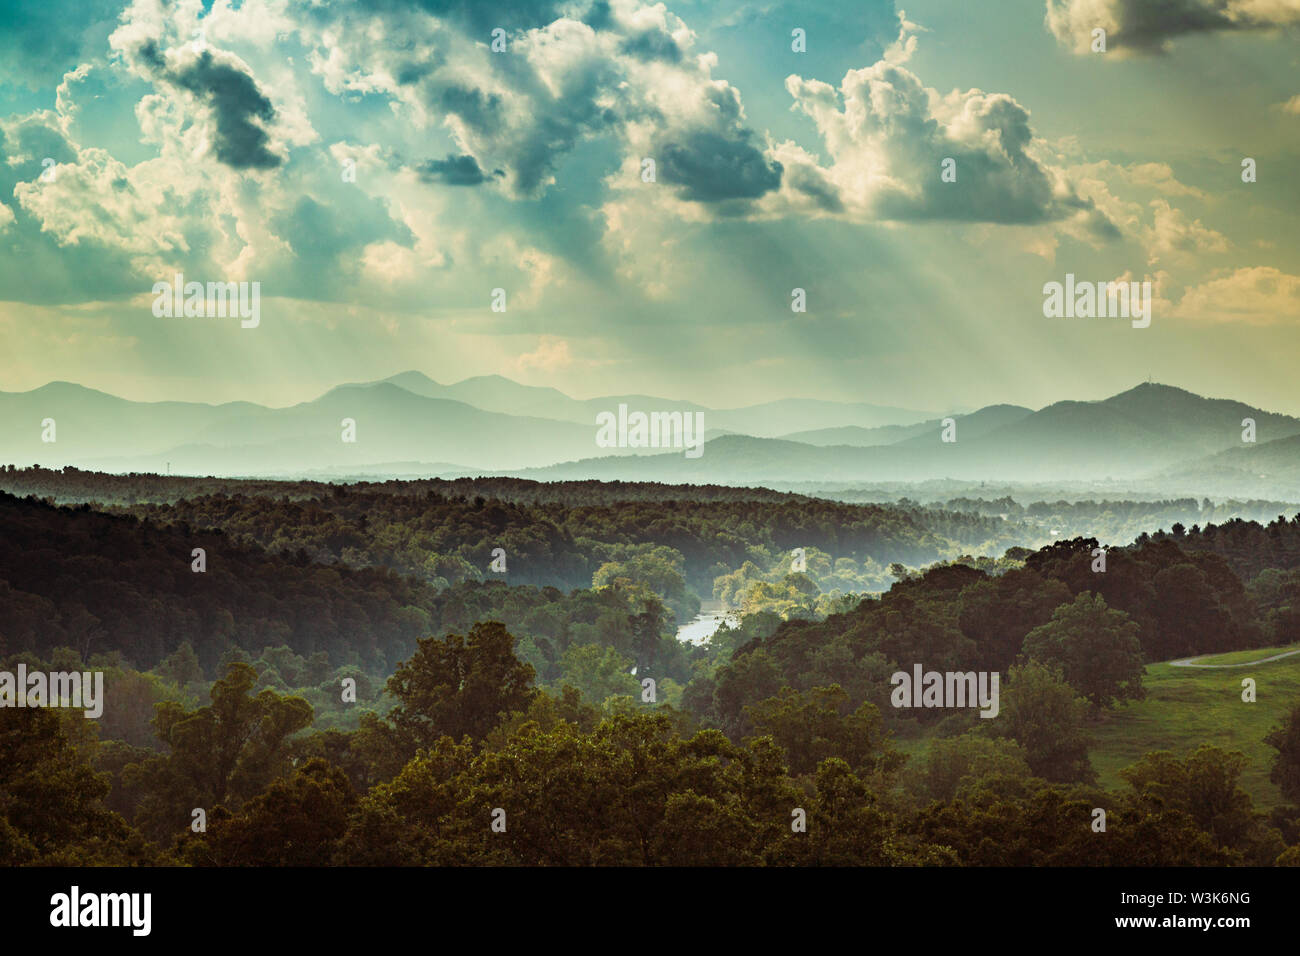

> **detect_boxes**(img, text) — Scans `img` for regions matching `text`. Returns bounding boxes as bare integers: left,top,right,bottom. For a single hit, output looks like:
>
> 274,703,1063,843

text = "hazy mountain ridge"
1153,432,1300,499
374,371,933,436
0,373,933,474
515,384,1300,489
782,403,1034,448
2,379,1296,495
6,382,639,473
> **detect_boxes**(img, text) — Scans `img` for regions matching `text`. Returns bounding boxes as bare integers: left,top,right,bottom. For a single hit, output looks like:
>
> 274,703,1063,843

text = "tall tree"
993,662,1095,784
1022,592,1145,709
127,662,312,841
387,621,536,751
1266,701,1300,804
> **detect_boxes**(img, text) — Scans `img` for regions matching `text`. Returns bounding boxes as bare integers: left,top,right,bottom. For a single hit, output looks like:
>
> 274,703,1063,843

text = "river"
675,600,740,644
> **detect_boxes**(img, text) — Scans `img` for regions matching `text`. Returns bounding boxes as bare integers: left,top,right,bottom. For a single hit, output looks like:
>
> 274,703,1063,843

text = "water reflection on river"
675,602,740,644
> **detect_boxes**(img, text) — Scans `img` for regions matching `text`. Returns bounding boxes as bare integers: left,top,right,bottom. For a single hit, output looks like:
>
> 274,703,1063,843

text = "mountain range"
2,375,1298,497
370,371,932,436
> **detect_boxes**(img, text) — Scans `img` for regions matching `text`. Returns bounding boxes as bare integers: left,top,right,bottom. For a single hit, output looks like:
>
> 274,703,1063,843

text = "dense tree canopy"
5,469,1300,867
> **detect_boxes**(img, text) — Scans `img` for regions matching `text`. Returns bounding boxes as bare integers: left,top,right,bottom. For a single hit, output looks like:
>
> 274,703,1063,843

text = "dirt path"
1170,648,1300,668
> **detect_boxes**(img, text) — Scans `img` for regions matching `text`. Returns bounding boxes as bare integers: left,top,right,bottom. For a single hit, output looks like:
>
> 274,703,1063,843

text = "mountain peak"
447,375,573,400
16,381,119,401
383,370,444,388
1100,382,1207,411
456,374,515,385
1111,381,1192,397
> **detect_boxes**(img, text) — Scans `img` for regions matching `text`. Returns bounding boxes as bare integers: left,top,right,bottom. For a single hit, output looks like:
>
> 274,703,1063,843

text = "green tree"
921,733,1034,804
0,709,142,864
992,662,1095,784
957,569,1070,672
786,758,901,866
186,758,355,866
593,547,699,622
156,641,205,687
387,621,536,751
1120,746,1276,860
1022,592,1145,709
1266,701,1300,804
744,684,899,778
338,736,476,865
127,662,312,841
555,643,639,707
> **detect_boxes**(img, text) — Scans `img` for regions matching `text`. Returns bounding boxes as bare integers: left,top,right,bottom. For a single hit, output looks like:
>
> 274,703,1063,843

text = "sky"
0,0,1298,414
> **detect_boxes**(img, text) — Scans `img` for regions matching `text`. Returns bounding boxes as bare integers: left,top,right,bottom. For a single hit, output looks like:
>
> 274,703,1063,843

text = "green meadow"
1088,646,1300,808
893,645,1300,809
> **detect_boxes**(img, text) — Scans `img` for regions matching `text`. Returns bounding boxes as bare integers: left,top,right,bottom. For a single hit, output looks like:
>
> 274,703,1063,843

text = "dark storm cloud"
416,153,503,185
658,129,783,201
429,53,622,196
437,85,505,134
166,51,281,169
1047,0,1300,54
655,85,782,202
620,28,684,63
785,165,844,214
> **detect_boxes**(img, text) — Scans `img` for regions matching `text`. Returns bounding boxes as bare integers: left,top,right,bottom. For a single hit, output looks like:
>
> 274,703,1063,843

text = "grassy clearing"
892,647,1300,809
1087,651,1300,808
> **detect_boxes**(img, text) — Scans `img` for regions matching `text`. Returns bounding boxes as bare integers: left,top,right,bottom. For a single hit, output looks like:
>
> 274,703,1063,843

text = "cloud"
163,49,282,169
620,25,686,62
0,110,79,168
380,0,587,36
1067,161,1230,265
882,7,927,64
654,111,782,202
477,235,567,309
12,141,198,265
416,153,503,185
0,0,1274,339
127,42,284,169
5,78,390,302
109,3,312,171
1171,266,1300,323
597,12,1129,296
1046,0,1300,55
294,0,780,203
514,334,576,371
773,53,1112,229
1077,160,1207,200
269,194,413,288
1144,198,1228,264
361,240,434,283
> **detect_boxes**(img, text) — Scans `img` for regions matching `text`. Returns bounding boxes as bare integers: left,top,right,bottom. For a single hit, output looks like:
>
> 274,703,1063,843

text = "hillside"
521,384,1300,487
4,379,1298,493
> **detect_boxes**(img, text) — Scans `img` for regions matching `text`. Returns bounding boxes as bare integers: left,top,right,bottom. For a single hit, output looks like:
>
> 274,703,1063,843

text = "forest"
5,470,1300,865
